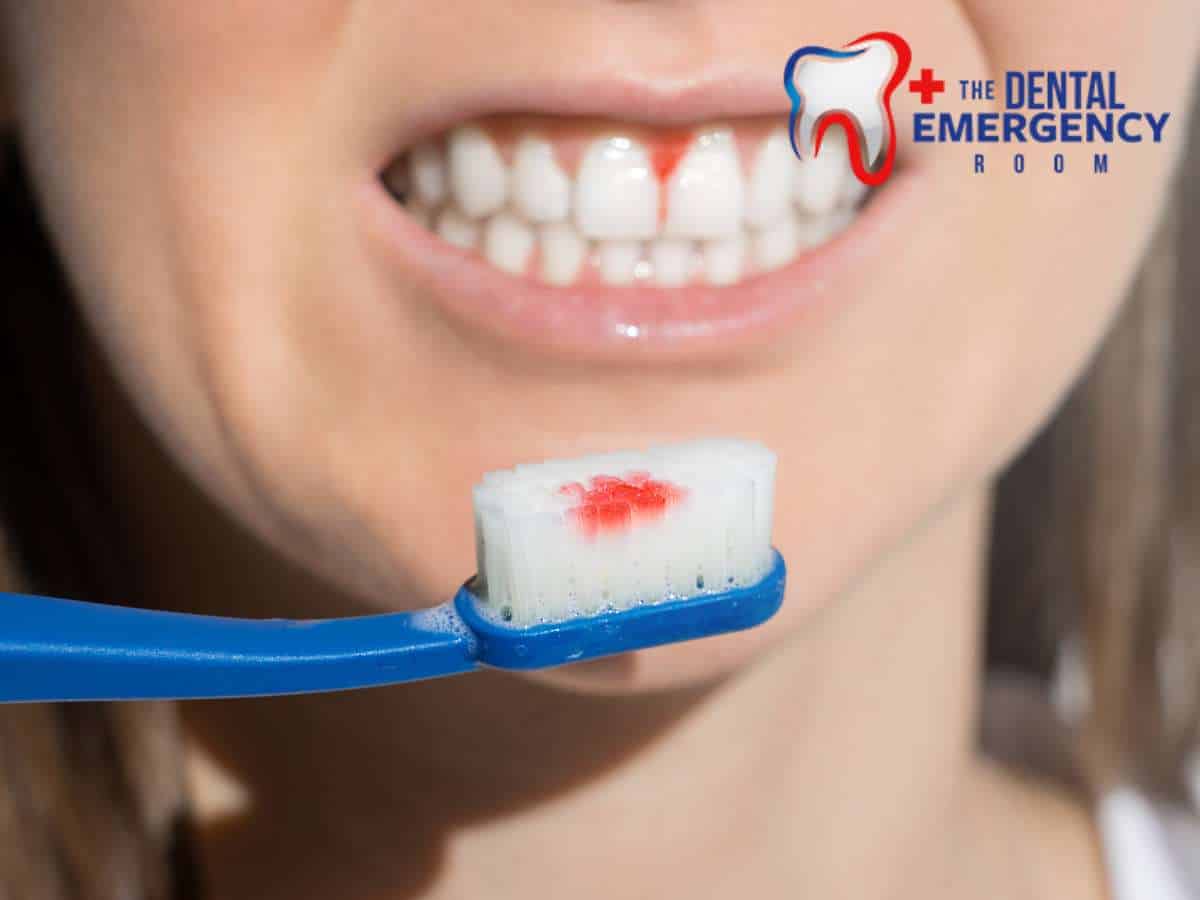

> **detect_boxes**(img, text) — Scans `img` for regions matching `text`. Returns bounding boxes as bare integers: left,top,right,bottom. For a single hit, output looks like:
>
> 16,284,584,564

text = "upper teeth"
447,126,508,218
512,136,570,223
410,139,449,207
744,130,796,228
387,121,871,287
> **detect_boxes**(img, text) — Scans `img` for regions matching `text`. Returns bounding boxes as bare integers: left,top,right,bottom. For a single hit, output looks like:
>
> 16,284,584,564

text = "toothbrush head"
0,438,784,702
459,439,785,669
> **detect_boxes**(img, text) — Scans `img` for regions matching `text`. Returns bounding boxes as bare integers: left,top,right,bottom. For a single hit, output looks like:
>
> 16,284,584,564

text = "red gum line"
651,131,691,224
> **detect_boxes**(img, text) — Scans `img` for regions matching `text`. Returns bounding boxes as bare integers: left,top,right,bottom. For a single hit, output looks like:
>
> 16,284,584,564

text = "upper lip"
374,67,793,166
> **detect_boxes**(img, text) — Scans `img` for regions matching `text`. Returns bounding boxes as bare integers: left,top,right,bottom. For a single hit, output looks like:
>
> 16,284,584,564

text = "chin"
520,600,803,696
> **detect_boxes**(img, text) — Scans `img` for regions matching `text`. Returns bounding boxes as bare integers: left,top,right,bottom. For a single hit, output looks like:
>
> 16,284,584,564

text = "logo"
785,33,1171,179
783,32,912,187
912,71,1171,176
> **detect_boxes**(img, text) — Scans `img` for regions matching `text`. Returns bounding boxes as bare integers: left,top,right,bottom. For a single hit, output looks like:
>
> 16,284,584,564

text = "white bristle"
472,439,776,626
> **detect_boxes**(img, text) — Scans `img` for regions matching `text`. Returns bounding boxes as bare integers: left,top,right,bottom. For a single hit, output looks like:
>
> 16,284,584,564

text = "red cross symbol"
908,68,945,104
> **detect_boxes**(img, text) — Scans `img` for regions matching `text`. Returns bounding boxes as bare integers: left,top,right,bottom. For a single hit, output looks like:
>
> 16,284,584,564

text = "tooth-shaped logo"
784,32,912,187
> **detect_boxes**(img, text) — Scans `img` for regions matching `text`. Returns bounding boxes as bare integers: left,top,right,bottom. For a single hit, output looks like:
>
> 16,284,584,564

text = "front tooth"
650,238,691,287
663,128,744,239
597,240,642,285
752,215,799,272
513,137,570,223
540,223,587,285
484,212,534,275
436,207,480,250
744,130,794,228
575,137,658,240
793,129,850,215
409,140,448,207
448,126,508,219
703,234,746,285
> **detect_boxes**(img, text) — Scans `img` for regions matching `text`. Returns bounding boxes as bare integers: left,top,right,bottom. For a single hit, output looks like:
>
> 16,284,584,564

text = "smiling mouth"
363,75,920,358
380,114,870,288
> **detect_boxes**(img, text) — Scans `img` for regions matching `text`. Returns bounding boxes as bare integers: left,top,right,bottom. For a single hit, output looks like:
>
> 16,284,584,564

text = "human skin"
2,2,1199,898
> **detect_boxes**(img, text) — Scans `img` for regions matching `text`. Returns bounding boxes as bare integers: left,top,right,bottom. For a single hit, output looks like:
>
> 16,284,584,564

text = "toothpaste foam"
410,602,479,653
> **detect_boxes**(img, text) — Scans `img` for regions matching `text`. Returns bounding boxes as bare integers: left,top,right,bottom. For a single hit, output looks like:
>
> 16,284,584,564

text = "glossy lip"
361,74,928,363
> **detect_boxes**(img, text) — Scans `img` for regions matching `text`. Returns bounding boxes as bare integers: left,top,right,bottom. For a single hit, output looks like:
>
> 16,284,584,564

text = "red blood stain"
651,135,690,182
651,132,691,225
562,472,687,538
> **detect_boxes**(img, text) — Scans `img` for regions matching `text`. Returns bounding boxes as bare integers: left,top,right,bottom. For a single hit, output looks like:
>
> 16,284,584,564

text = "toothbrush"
0,439,785,703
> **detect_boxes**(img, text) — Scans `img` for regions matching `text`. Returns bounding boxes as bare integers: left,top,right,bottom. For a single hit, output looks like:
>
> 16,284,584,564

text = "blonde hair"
988,82,1200,799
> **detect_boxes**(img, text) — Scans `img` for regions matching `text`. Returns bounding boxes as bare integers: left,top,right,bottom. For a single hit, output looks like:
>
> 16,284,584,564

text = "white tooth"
597,240,642,285
435,207,480,250
787,38,897,167
744,129,793,228
409,140,447,207
512,137,570,223
575,137,658,240
663,129,744,239
484,212,535,275
792,129,849,215
703,234,746,285
752,215,800,272
447,126,508,219
650,238,691,287
539,223,586,285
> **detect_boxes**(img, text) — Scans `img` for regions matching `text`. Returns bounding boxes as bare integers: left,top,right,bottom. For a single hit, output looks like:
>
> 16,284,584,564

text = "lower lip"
362,163,926,363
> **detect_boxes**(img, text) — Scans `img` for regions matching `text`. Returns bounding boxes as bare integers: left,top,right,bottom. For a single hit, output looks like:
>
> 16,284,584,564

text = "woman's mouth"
363,82,924,361
382,116,865,288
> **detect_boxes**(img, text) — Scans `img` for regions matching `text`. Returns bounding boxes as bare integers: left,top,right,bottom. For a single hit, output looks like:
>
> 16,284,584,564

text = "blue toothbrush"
0,439,784,703
0,550,784,702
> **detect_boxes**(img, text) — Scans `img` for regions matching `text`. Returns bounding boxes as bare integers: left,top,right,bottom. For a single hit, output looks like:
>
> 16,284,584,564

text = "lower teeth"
394,196,861,288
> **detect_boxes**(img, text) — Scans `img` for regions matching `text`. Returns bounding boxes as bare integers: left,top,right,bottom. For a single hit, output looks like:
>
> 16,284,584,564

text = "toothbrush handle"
0,591,478,702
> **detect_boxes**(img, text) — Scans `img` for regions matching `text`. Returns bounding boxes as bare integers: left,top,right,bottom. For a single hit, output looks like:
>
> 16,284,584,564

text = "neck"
89,349,1104,900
